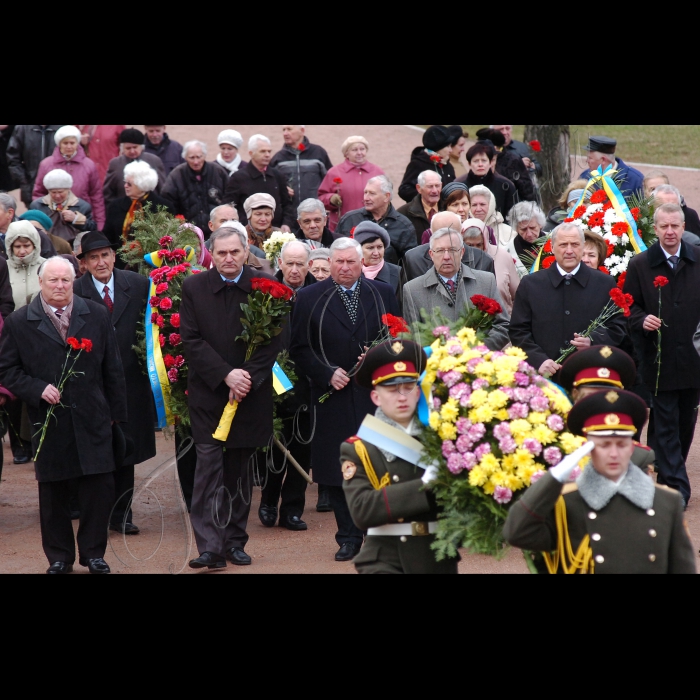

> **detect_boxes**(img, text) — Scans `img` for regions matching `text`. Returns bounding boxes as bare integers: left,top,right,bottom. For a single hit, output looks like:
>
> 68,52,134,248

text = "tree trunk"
523,125,570,213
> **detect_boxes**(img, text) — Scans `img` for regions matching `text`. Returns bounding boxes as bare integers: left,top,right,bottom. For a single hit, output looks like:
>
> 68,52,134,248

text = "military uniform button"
649,529,657,538
392,475,400,482
591,533,601,541
400,536,407,543
595,555,604,564
397,518,404,523
588,512,597,520
648,554,656,562
646,509,655,516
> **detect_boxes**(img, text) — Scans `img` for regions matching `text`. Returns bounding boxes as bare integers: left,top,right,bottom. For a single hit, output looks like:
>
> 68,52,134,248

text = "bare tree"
524,125,570,212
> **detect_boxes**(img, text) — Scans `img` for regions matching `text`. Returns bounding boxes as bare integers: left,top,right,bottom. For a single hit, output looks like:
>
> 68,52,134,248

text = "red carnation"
149,296,160,307
598,266,609,275
333,177,343,184
81,339,93,352
163,354,176,369
174,355,185,368
298,143,306,151
67,337,81,350
542,240,552,254
529,140,541,152
616,271,627,289
349,226,356,239
542,256,556,269
590,190,607,204
151,312,158,324
382,313,409,338
159,236,173,246
588,212,605,228
563,217,574,223
156,282,169,295
169,333,182,346
630,207,640,221
175,215,186,221
167,368,179,383
430,154,442,164
159,335,165,347
170,313,181,328
159,297,173,310
471,295,502,315
573,205,587,219
653,276,669,288
156,315,164,328
192,269,202,274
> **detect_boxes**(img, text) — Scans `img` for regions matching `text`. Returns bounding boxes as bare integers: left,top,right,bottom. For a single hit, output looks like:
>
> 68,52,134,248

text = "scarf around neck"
216,153,242,176
362,259,384,280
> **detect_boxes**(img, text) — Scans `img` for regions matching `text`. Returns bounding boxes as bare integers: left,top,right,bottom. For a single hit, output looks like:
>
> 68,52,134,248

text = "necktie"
103,286,114,313
55,308,64,319
564,273,573,281
446,279,456,294
428,208,436,223
668,255,679,270
345,289,354,299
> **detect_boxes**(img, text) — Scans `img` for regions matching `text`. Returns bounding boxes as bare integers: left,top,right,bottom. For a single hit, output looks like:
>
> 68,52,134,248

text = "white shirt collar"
661,245,680,260
556,263,581,277
92,274,114,297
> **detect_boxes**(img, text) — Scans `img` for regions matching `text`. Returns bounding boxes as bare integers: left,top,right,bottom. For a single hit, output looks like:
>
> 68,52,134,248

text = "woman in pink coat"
317,135,384,232
32,125,106,229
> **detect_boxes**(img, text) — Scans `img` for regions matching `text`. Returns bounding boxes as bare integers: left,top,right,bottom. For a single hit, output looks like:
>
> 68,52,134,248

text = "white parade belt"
367,522,438,537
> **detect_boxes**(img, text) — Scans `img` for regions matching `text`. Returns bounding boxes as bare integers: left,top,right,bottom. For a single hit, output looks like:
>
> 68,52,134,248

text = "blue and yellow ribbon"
272,362,293,395
417,346,433,426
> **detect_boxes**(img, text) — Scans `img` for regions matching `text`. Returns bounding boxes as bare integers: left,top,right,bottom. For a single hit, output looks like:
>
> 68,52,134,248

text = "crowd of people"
0,123,697,575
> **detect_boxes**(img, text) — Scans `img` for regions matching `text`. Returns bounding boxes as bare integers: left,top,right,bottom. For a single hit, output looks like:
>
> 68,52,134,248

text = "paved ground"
1,125,698,574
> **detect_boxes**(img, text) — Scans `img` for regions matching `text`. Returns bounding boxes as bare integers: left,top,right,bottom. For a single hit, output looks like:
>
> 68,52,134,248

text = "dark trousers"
260,421,310,519
190,444,255,556
648,388,700,503
327,485,363,547
175,429,197,511
111,464,135,526
38,472,114,564
6,399,31,459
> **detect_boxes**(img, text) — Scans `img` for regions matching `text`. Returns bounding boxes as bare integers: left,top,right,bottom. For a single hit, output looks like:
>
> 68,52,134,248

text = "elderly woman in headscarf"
317,135,385,231
353,221,401,299
103,160,174,263
461,218,520,314
421,181,472,244
213,129,246,177
16,209,67,256
468,184,514,247
4,220,45,309
243,193,282,248
543,179,590,232
31,125,106,228
29,169,96,244
506,201,548,277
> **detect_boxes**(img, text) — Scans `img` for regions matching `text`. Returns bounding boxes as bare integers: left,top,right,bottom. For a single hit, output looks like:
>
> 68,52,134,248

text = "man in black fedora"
0,256,127,574
74,232,156,535
579,135,644,198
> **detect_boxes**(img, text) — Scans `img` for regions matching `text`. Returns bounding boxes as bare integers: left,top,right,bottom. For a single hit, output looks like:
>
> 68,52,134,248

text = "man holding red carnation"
624,203,700,508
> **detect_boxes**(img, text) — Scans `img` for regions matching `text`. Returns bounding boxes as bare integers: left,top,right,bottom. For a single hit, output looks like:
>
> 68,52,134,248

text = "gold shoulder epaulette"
353,439,391,491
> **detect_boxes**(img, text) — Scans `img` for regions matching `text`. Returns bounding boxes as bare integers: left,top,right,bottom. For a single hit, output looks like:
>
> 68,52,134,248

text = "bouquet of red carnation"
33,337,92,461
430,153,444,171
461,295,502,342
653,276,670,395
555,288,633,364
213,278,293,440
317,313,409,404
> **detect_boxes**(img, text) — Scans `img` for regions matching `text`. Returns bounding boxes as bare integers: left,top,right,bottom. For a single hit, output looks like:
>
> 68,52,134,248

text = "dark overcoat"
0,294,127,482
509,263,626,376
289,276,399,486
624,241,700,392
372,261,401,300
180,265,286,448
74,268,156,465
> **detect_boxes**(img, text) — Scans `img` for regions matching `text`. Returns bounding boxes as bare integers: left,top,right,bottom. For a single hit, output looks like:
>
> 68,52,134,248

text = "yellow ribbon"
212,400,239,441
542,496,595,574
354,439,391,491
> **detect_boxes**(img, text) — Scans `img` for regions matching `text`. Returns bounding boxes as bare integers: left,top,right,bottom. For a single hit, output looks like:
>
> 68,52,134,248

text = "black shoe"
46,562,73,575
110,522,140,535
335,543,360,562
258,504,278,528
189,552,227,570
227,547,252,566
316,491,332,512
79,557,111,574
280,514,308,531
13,455,30,464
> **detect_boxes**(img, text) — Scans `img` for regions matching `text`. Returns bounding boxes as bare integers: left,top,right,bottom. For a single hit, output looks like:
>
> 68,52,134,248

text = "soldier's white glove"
549,441,595,483
421,463,439,485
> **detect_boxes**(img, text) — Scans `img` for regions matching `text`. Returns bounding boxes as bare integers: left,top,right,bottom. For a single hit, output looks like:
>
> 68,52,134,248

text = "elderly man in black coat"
625,203,700,508
290,237,400,561
73,232,156,535
0,256,127,574
180,226,287,569
509,223,627,381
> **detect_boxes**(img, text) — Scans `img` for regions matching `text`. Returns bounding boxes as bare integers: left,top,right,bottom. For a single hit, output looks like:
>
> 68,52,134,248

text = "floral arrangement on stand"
419,324,587,566
263,231,297,271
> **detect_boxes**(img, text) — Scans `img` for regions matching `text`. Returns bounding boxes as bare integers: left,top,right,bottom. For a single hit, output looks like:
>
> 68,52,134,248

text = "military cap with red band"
355,339,427,390
559,345,636,393
567,389,648,437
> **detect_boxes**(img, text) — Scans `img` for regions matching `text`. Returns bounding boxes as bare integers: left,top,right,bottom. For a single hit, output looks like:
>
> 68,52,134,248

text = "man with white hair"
270,125,332,207
402,226,510,350
294,198,335,249
397,170,443,245
143,125,184,175
225,134,296,232
162,140,228,231
290,237,399,561
0,256,127,574
102,128,167,207
509,222,626,380
579,135,644,198
336,175,416,262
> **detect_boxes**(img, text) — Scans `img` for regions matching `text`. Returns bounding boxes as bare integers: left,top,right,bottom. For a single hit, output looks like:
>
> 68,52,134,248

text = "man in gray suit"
402,226,510,351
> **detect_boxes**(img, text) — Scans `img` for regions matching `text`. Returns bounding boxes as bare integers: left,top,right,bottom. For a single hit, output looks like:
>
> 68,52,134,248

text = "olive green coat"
341,438,459,574
503,471,696,574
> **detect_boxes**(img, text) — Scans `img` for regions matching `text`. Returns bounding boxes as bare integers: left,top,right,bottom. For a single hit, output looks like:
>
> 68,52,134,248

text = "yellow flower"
479,453,500,475
504,473,524,491
505,346,527,360
501,454,516,472
471,405,495,424
438,421,457,441
440,399,459,423
438,356,459,372
482,480,496,495
542,384,573,413
457,327,477,345
513,449,535,469
531,425,556,445
518,463,541,486
509,419,532,438
495,369,516,386
474,361,495,378
469,466,487,487
487,389,509,409
560,432,586,454
469,389,489,408
429,411,440,430
527,411,547,425
495,408,510,421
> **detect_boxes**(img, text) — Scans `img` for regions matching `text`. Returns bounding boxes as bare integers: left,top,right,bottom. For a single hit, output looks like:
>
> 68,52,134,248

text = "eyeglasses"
431,247,462,256
382,382,419,395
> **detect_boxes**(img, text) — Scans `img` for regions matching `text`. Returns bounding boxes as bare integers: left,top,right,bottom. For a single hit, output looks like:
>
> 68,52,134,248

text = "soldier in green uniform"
503,390,696,574
341,339,459,574
559,345,655,473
